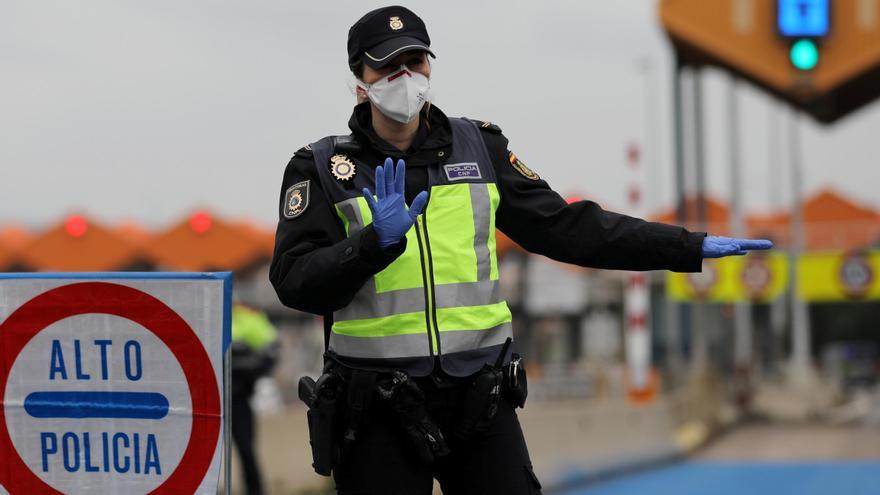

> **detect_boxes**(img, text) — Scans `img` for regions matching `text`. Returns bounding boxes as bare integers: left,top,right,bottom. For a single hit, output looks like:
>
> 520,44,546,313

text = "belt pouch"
455,364,503,440
503,353,528,408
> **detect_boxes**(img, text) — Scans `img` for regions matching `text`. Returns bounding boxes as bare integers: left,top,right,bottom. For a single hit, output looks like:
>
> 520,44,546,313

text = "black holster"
378,371,450,465
298,369,343,476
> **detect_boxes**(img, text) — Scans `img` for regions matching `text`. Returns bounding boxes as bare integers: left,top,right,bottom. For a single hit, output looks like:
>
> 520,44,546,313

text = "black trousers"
332,374,542,495
232,391,264,495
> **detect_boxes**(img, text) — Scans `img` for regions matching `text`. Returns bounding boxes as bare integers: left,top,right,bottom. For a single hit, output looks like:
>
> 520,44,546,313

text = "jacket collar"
348,102,453,165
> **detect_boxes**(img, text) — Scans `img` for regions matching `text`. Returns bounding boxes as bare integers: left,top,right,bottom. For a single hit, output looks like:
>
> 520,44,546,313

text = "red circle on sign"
0,282,221,494
838,254,873,299
742,257,773,296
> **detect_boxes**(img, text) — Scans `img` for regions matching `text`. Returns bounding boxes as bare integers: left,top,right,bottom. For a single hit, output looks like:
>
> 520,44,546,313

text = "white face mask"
356,65,430,124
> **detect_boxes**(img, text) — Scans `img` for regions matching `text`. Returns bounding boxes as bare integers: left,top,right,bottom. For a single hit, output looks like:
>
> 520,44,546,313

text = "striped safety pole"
624,143,655,401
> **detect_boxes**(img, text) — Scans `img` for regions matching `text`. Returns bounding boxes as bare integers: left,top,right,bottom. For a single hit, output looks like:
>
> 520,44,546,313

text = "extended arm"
481,129,705,272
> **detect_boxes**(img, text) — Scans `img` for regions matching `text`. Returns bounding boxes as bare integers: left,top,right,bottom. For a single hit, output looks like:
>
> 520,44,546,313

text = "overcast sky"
3,0,879,229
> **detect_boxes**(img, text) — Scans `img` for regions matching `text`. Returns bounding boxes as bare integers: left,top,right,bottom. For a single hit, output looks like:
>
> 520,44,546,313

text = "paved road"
697,423,880,460
560,423,880,495
561,461,880,495
226,398,679,495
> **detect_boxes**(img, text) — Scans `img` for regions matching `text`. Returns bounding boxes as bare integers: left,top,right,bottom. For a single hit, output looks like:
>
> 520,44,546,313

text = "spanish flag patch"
508,152,540,181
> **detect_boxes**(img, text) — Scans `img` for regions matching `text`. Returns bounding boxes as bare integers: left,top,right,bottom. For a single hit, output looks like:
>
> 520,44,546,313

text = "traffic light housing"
660,0,880,123
777,0,829,71
777,0,830,38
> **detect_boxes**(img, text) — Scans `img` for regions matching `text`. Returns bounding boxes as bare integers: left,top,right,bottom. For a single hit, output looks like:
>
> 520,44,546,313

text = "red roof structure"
746,188,880,250
0,225,32,270
3,188,878,271
231,220,276,258
651,195,732,235
115,220,153,248
0,243,14,270
143,211,267,272
651,189,880,251
0,225,32,250
17,215,146,271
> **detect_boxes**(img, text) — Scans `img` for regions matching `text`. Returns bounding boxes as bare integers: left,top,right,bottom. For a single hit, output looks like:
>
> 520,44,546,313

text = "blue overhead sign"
778,0,830,38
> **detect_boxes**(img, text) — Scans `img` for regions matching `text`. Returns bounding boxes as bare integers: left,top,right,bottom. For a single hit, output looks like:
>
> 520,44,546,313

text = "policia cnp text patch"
283,180,310,219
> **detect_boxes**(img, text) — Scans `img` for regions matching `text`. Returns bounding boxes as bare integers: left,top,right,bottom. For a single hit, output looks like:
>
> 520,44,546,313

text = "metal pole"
638,58,661,374
224,346,232,495
638,57,661,216
768,99,786,373
674,60,686,226
768,100,782,211
729,77,752,369
668,54,686,379
690,67,708,371
693,68,707,231
788,109,812,385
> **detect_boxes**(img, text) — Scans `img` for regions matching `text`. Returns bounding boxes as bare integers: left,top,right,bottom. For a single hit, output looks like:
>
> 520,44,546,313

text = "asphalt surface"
560,423,880,495
228,397,679,494
561,461,880,495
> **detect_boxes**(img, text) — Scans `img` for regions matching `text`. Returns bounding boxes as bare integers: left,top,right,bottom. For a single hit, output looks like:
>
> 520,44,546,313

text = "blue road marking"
560,461,880,495
24,391,169,419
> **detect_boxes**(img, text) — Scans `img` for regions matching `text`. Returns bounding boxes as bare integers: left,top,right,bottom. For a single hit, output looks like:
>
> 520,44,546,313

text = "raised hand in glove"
363,157,429,249
702,236,773,258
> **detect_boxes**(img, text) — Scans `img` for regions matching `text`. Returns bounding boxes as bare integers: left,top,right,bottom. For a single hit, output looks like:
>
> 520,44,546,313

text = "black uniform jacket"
270,103,705,336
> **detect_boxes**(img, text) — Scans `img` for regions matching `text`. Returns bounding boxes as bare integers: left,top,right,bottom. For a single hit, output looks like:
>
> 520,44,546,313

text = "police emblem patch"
508,152,540,181
283,180,310,219
389,16,404,30
330,154,357,181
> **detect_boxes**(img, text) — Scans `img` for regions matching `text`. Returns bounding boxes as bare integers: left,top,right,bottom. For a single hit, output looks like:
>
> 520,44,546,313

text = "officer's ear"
355,85,369,104
350,62,369,104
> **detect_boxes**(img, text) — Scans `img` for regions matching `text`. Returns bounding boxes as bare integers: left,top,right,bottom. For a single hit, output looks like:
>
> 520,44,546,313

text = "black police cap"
348,6,436,70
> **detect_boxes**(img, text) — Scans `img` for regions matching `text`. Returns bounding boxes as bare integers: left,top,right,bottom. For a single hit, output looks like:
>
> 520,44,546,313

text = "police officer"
231,303,279,495
270,6,771,494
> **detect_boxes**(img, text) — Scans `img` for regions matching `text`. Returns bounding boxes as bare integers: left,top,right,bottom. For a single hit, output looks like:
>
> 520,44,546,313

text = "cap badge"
330,154,357,181
389,16,404,30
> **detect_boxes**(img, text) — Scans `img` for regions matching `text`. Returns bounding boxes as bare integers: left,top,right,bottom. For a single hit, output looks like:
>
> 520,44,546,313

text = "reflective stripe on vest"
329,181,512,359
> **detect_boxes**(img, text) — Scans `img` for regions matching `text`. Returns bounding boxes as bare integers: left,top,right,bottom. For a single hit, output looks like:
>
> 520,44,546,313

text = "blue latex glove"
702,236,773,258
363,158,429,249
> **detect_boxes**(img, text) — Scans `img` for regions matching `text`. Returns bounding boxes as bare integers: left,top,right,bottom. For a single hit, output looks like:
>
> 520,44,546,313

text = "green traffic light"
790,39,819,71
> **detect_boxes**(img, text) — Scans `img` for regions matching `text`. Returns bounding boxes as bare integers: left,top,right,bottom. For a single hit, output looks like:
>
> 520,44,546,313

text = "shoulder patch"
283,180,310,219
474,120,502,134
293,144,313,160
508,151,540,181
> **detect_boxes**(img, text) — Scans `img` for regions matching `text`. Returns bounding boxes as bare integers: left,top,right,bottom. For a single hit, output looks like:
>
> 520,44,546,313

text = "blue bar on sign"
24,391,169,419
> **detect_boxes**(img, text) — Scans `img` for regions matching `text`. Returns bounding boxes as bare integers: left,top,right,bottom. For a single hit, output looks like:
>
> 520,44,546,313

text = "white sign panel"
0,273,231,495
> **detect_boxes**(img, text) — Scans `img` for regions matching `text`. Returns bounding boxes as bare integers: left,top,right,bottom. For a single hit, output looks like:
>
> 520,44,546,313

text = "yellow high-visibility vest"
311,118,513,376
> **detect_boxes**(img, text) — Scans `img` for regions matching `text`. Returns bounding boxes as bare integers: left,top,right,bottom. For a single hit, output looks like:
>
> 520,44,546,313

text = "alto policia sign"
0,273,231,495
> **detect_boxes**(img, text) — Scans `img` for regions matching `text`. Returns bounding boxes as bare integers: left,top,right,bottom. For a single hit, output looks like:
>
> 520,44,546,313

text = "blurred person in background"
231,303,279,495
269,5,771,494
